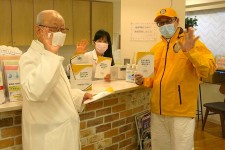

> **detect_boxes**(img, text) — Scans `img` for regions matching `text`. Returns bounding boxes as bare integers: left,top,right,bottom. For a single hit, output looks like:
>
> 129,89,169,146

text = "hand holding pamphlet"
84,87,114,104
135,52,154,78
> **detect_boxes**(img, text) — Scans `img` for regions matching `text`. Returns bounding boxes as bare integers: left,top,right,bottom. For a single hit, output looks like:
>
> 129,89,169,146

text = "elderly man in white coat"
19,10,92,150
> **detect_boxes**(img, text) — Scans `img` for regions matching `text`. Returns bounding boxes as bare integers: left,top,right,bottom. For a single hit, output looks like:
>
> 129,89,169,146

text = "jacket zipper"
178,85,182,104
159,42,170,115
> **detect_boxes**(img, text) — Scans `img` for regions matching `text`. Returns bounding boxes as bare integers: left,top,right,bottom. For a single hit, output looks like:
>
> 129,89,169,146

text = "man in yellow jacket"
135,8,216,150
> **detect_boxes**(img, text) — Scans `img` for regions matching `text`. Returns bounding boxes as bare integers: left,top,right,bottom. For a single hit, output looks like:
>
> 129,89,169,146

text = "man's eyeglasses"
38,25,69,33
156,18,177,27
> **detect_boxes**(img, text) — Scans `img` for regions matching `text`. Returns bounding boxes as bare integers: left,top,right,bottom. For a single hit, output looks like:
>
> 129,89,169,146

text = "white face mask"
48,32,66,46
159,24,176,39
95,42,108,54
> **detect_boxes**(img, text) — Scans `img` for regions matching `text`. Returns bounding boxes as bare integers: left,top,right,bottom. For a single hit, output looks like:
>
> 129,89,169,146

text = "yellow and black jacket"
150,27,216,117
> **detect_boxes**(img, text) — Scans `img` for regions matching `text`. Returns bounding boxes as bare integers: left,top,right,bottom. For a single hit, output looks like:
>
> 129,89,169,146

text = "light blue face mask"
159,24,176,39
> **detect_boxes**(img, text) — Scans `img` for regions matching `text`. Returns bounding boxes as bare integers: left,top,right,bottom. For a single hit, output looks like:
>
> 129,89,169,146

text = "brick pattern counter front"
0,110,22,150
80,88,150,150
0,80,150,150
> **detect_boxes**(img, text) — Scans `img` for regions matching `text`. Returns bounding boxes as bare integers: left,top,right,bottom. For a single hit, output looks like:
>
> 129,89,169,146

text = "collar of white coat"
92,49,98,63
32,40,45,51
31,40,64,61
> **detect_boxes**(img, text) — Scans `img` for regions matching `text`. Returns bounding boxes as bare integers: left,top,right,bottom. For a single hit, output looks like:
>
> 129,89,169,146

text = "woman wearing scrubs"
73,30,115,81
85,29,115,81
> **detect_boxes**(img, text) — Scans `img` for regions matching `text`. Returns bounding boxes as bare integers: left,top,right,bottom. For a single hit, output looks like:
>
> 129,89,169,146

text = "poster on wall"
131,22,157,41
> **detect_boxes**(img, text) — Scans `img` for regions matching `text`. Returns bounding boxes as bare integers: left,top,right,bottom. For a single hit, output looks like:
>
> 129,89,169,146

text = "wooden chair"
196,84,204,124
202,102,225,138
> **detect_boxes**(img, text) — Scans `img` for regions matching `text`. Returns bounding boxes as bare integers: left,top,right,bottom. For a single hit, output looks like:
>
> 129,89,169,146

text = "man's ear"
175,18,180,29
176,18,180,24
34,25,41,37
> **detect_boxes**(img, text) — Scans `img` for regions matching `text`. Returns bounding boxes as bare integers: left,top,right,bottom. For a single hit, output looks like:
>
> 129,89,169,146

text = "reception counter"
0,80,151,150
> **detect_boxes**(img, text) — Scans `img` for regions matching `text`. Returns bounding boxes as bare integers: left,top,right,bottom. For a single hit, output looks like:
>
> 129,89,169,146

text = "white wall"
120,0,185,64
186,9,225,56
186,8,225,124
112,0,121,49
186,0,225,11
186,0,225,5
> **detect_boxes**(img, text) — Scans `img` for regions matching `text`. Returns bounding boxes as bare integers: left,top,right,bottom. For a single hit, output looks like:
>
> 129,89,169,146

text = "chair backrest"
219,83,225,95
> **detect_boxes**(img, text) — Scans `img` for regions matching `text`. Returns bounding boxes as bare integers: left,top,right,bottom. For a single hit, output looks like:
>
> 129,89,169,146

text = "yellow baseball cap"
154,8,177,22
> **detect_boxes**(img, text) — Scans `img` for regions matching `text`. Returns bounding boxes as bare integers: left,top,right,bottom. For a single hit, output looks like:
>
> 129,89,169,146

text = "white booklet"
70,64,92,91
70,53,87,64
3,60,23,101
0,63,5,104
95,56,112,78
136,52,154,78
84,87,114,104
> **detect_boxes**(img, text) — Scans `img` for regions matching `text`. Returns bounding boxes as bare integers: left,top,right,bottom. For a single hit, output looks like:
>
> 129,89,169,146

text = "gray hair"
36,11,45,25
36,10,64,25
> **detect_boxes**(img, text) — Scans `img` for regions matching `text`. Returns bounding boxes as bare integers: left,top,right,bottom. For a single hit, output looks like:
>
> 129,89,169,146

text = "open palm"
39,27,61,54
179,27,200,52
75,39,89,54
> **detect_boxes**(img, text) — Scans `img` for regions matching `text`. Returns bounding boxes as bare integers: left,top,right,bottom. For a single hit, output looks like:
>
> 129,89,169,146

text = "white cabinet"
54,0,73,45
33,0,54,39
0,0,113,46
11,0,33,46
0,0,12,45
73,0,113,44
92,1,113,41
73,0,91,44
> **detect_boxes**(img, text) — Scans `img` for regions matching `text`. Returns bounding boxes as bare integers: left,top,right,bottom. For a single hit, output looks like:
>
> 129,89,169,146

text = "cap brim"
154,16,163,22
154,15,176,22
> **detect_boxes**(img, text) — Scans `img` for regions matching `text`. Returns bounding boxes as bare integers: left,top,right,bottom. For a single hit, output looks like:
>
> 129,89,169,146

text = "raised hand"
75,39,89,54
38,27,61,54
179,27,200,52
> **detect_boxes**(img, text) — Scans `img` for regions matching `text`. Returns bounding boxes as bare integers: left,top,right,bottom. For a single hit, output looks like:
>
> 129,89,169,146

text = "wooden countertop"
0,80,147,113
90,80,144,94
0,101,22,113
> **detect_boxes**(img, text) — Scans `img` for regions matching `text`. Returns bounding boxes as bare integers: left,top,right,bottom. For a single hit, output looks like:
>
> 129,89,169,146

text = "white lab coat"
19,40,85,150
